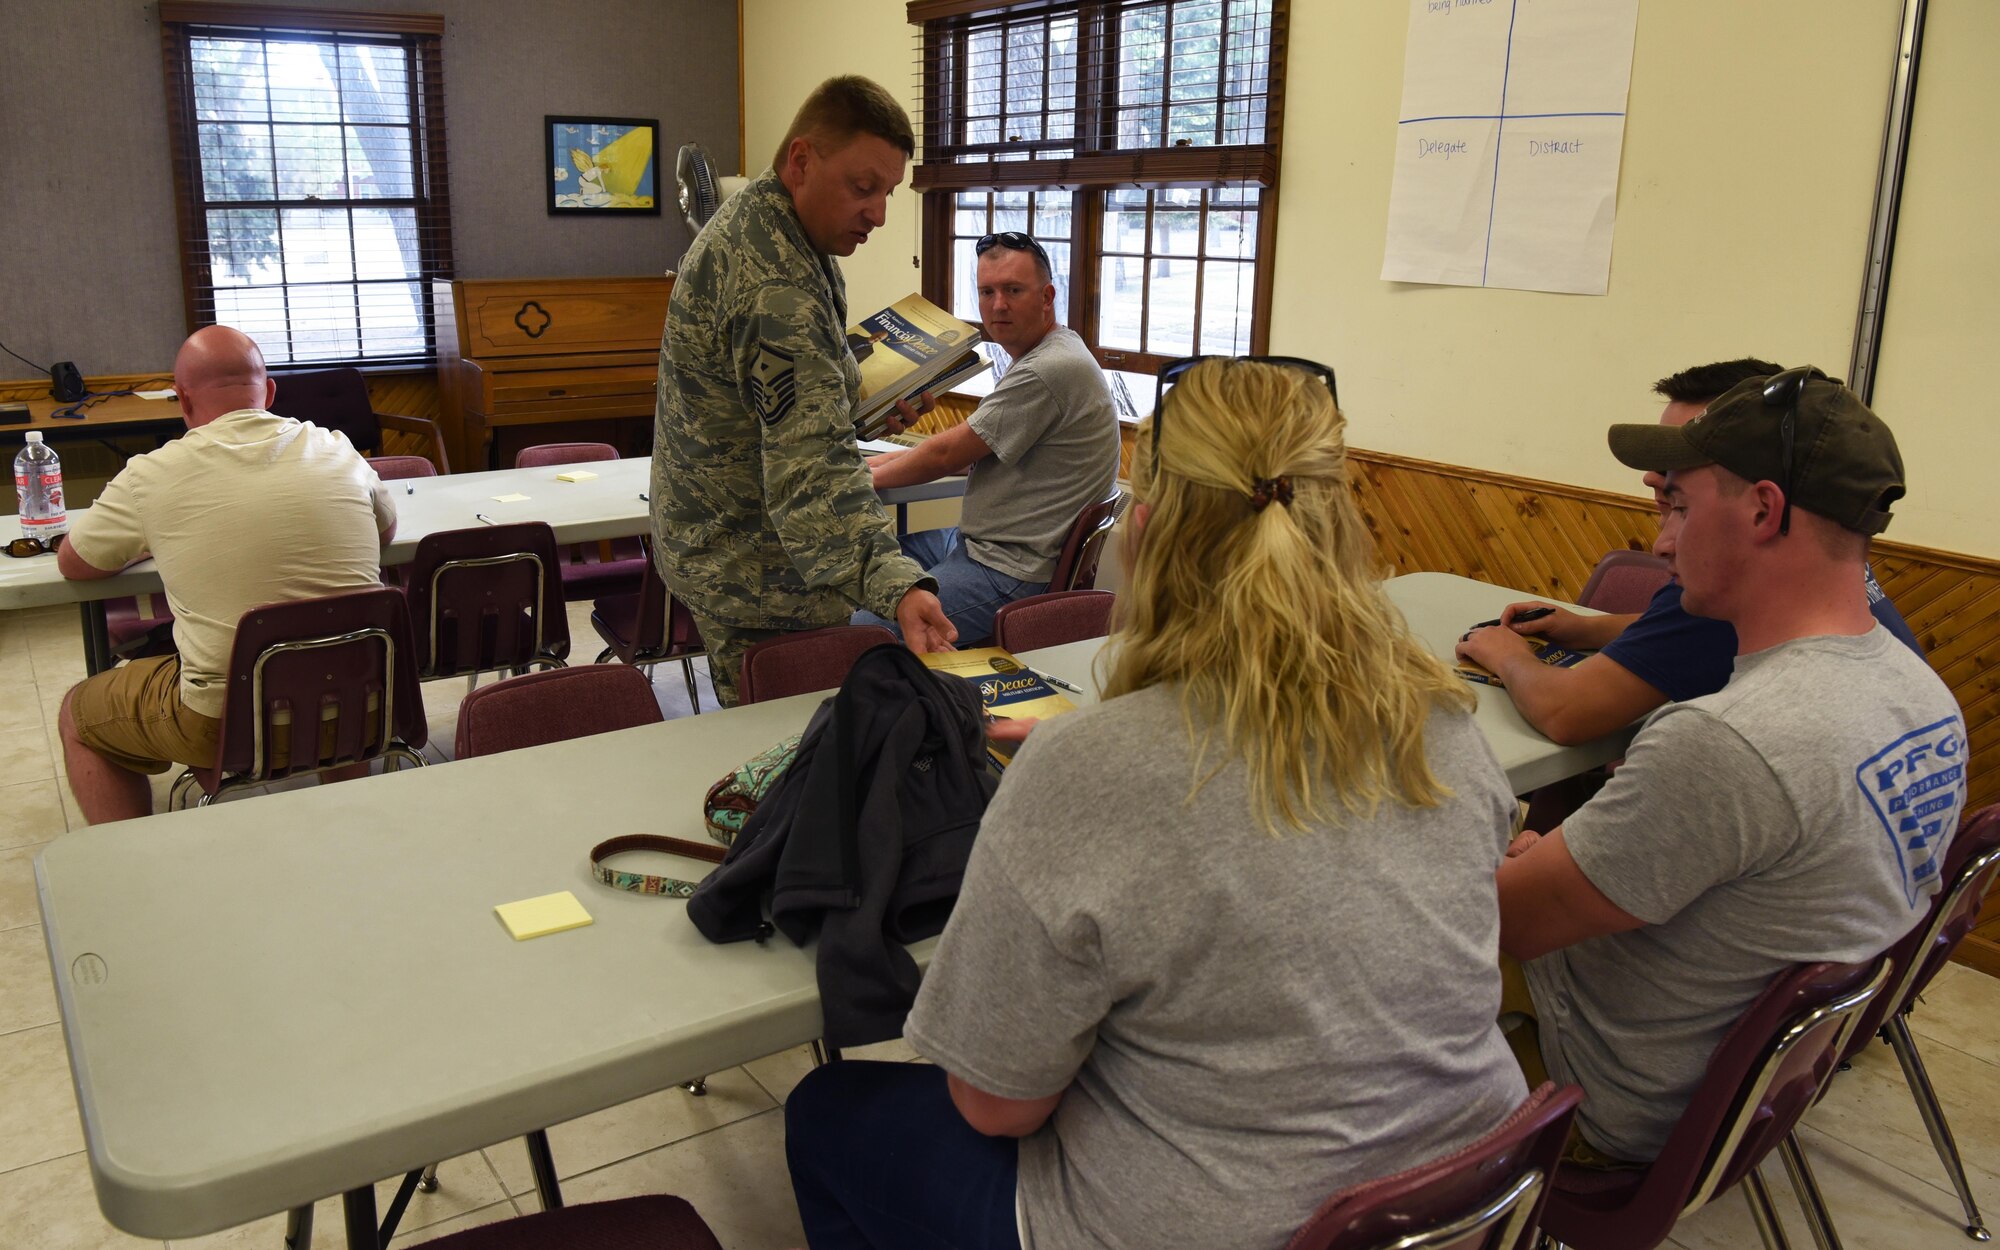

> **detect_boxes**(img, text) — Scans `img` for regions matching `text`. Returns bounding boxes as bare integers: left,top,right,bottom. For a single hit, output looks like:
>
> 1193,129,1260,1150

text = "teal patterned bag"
702,732,802,848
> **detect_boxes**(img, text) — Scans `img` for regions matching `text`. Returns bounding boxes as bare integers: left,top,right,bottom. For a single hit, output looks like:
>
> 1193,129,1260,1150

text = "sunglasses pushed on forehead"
1149,355,1339,476
974,231,1052,272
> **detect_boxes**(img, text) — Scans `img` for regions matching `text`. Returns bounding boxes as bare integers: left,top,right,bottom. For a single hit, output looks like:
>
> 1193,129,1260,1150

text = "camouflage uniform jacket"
650,168,931,631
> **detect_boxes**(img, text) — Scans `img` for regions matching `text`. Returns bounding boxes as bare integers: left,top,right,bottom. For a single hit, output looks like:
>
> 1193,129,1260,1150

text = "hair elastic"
1248,476,1295,511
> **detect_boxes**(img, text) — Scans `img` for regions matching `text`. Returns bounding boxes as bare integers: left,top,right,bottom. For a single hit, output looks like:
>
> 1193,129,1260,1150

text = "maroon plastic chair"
1537,957,1890,1250
1576,549,1672,615
993,589,1115,653
1288,1083,1582,1250
370,454,438,481
166,586,428,808
1045,489,1125,593
590,535,708,712
104,595,176,662
737,624,897,704
405,521,570,686
513,442,648,602
1809,804,2000,1241
269,366,450,473
416,1195,723,1250
455,664,663,758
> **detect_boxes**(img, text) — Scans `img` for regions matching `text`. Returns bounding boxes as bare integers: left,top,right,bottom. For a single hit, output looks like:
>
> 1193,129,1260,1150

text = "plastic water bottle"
14,431,67,545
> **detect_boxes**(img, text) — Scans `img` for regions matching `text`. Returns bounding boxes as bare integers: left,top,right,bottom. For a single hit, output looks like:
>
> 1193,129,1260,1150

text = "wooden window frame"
159,3,455,367
911,0,1287,378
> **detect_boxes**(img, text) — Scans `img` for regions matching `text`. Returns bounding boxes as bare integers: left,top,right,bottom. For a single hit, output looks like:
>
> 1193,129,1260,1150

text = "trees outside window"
162,5,452,367
913,0,1288,413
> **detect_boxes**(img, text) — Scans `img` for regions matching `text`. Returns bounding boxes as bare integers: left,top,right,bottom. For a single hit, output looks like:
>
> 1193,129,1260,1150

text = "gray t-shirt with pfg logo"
1527,625,1966,1160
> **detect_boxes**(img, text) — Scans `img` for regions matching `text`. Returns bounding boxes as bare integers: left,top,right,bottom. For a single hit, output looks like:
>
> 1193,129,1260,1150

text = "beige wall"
1866,0,1996,555
742,0,1991,556
741,0,929,322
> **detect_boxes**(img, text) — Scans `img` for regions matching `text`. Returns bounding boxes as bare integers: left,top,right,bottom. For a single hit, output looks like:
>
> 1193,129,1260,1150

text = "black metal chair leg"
525,1128,564,1212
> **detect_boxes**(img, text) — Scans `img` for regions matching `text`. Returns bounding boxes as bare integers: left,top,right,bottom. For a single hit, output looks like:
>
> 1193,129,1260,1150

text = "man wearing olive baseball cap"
1491,369,1967,1164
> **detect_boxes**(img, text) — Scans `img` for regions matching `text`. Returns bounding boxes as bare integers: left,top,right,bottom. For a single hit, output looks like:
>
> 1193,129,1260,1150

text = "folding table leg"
809,1038,841,1067
282,1204,313,1250
342,1185,379,1250
78,602,114,676
525,1129,564,1212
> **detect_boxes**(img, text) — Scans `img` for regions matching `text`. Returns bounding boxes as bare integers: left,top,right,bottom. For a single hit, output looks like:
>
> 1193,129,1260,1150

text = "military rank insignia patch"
749,343,799,425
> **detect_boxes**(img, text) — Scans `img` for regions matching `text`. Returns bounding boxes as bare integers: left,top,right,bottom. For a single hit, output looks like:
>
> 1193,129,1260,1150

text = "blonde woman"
785,358,1527,1250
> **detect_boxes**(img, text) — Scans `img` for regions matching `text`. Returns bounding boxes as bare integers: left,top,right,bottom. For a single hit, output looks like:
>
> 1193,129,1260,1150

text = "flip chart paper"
1383,0,1640,295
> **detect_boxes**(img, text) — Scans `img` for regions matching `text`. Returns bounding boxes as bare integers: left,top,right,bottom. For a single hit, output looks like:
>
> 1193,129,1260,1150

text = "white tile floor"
1,600,1994,1248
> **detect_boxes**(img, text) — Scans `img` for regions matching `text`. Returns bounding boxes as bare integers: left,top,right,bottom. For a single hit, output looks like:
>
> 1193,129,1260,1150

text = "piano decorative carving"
432,275,673,469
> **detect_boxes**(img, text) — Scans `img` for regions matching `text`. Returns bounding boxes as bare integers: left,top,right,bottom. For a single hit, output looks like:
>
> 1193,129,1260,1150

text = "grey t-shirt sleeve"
904,828,1108,1100
1563,707,1802,926
967,364,1062,465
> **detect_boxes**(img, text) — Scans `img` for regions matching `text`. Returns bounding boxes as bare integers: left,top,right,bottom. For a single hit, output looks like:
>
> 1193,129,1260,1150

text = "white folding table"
35,574,1631,1244
0,455,964,675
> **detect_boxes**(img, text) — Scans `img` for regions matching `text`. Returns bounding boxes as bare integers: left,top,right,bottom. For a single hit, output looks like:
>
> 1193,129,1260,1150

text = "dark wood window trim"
912,0,1288,373
160,3,454,366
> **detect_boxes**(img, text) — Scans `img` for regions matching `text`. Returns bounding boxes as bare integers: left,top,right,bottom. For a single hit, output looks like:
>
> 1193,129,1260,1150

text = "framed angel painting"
547,116,660,214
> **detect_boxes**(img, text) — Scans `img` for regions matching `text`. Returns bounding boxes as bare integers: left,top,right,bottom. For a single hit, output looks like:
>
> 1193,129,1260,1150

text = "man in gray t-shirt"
862,233,1119,643
1497,371,1966,1162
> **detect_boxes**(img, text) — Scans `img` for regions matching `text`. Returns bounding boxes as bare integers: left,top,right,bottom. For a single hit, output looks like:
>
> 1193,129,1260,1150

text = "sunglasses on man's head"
974,231,1052,273
1758,365,1828,538
1150,355,1340,476
4,535,61,558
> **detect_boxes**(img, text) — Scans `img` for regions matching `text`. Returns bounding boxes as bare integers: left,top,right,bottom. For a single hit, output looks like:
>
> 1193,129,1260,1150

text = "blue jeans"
785,1061,1022,1250
856,529,1045,647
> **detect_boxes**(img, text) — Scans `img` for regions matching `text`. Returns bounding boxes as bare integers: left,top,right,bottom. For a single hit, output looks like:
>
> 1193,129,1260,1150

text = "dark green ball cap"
1606,373,1905,535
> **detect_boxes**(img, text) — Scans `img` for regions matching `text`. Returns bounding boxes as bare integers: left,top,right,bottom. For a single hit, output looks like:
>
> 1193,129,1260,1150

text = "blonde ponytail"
1104,359,1472,833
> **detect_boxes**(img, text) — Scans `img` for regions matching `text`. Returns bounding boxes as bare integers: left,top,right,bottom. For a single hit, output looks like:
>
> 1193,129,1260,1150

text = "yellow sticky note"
494,891,593,940
555,469,598,483
491,493,532,503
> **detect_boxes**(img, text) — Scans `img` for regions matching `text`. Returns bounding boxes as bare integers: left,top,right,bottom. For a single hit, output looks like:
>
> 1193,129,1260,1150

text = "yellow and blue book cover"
1454,637,1590,688
921,647,1076,767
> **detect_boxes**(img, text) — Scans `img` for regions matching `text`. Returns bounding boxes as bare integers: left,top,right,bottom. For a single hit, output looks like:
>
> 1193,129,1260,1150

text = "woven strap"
589,834,728,898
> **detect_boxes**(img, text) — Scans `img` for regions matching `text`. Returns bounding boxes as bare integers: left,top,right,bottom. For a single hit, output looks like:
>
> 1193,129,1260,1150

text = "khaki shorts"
68,654,221,775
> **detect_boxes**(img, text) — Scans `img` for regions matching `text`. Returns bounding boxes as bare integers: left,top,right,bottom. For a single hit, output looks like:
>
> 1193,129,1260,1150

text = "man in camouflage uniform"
652,76,955,705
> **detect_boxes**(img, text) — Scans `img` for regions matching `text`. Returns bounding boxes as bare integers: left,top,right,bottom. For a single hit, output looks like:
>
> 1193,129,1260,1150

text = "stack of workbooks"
921,647,1077,768
849,294,989,439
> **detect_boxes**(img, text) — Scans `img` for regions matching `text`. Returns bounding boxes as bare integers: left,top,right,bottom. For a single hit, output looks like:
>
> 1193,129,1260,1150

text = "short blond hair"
773,76,914,170
1106,360,1473,833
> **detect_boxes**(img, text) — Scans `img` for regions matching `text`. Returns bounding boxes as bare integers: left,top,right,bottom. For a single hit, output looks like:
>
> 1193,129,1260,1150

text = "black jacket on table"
686,645,998,1046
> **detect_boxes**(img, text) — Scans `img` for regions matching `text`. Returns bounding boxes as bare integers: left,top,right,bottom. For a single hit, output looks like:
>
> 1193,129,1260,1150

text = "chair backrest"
1842,804,2000,1061
1576,549,1672,615
738,624,898,704
454,665,664,759
1047,490,1124,592
213,586,428,780
269,367,380,453
620,535,704,660
1544,956,1889,1249
515,442,619,470
406,522,571,677
370,455,437,481
993,589,1116,653
1287,1083,1583,1250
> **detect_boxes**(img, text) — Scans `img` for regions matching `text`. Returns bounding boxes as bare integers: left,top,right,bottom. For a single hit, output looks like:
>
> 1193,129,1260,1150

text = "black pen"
1461,606,1554,640
1036,670,1084,695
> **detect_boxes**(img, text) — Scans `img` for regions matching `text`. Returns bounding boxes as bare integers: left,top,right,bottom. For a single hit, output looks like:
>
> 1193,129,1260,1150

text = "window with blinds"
160,4,453,368
911,0,1288,404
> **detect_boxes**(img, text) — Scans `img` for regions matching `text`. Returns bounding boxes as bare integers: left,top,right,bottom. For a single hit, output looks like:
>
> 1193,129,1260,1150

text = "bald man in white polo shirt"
56,326,397,824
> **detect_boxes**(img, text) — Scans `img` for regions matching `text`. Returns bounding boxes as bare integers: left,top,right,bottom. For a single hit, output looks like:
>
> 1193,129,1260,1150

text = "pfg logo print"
1856,715,1966,907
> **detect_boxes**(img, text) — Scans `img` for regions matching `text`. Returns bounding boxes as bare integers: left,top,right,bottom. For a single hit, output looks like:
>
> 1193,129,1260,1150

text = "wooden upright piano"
432,275,674,470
